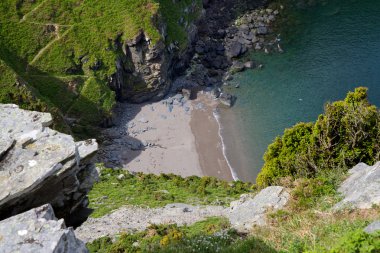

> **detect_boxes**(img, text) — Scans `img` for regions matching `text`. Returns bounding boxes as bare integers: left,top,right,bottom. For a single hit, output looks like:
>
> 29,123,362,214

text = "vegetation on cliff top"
257,87,380,186
0,0,201,133
88,167,254,218
87,170,380,252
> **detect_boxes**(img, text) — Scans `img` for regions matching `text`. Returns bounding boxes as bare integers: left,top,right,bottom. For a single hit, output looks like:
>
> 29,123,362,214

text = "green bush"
328,230,380,253
257,87,380,186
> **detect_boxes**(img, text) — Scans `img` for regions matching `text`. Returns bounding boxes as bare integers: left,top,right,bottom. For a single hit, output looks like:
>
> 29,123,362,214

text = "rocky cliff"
0,204,88,253
0,104,98,221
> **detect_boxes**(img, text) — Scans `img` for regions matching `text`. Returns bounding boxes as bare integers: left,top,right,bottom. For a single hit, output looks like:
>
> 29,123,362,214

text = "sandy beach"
98,91,233,181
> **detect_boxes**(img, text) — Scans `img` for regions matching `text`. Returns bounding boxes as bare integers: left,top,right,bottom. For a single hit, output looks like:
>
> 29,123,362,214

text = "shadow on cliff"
171,0,268,89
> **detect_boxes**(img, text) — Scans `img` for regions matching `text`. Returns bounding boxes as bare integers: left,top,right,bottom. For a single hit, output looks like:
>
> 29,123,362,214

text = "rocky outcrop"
76,203,225,243
108,1,201,103
227,186,290,232
77,186,291,242
334,162,380,210
0,204,88,253
109,31,172,103
224,8,281,59
0,104,98,221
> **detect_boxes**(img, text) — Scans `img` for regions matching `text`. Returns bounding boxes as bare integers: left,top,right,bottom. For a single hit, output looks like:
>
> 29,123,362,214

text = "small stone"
117,174,125,180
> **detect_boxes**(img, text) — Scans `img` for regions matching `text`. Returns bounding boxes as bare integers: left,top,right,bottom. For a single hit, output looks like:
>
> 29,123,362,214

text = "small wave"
212,110,240,181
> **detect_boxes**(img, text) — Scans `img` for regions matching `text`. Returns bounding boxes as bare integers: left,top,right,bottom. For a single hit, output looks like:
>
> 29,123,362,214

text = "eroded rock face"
0,204,88,253
109,31,172,103
227,186,290,232
0,104,98,220
334,162,380,210
109,2,200,103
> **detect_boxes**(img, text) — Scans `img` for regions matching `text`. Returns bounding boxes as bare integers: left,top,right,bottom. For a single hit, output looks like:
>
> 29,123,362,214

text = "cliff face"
0,104,98,221
109,4,201,103
109,32,171,103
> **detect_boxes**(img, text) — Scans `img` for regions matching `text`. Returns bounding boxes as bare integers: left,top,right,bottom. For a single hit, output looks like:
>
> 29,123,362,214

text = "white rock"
334,162,380,209
0,204,88,253
227,186,290,232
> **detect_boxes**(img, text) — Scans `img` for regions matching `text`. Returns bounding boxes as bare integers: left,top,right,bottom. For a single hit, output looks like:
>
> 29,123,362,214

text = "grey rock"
230,61,245,73
219,93,234,107
0,204,87,253
227,186,290,232
0,104,98,220
76,204,225,242
334,162,380,210
227,41,243,58
364,221,380,234
257,26,268,35
244,61,255,69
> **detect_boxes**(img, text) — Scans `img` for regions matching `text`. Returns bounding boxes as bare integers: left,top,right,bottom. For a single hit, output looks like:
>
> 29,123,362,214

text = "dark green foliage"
89,167,254,218
257,87,380,186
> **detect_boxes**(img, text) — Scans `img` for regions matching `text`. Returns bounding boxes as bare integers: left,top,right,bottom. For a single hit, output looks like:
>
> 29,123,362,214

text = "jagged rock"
230,61,245,73
0,104,98,221
364,221,380,234
219,93,235,107
227,186,290,232
0,204,88,253
334,162,380,210
182,88,193,100
226,41,243,58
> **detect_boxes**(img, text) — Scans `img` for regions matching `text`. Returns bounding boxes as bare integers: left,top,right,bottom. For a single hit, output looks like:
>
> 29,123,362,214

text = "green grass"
0,0,202,134
87,217,278,253
88,167,254,218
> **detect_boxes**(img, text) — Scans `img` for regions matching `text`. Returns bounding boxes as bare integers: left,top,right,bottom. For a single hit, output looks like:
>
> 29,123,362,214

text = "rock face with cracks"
0,104,98,220
227,186,290,232
0,204,88,253
334,162,380,210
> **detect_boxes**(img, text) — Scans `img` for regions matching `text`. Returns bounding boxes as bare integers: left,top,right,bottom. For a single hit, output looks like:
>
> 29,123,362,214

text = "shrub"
257,87,380,186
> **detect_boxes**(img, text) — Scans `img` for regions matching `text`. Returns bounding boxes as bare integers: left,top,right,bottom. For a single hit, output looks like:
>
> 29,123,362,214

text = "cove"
221,0,380,182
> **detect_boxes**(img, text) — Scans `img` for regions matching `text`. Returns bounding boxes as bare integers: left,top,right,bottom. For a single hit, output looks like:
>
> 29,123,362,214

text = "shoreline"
212,110,240,181
190,92,234,181
98,91,234,181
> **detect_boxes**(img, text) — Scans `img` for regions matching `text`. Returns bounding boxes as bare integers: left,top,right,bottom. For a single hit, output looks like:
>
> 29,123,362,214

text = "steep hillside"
0,0,202,134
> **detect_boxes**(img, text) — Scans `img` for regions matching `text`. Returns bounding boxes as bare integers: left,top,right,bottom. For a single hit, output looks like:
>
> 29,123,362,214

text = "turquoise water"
223,0,380,182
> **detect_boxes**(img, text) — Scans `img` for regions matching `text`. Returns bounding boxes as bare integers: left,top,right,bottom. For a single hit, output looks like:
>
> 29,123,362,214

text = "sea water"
221,0,380,182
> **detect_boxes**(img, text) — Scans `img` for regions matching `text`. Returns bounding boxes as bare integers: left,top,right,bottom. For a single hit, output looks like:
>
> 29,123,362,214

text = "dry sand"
98,91,233,180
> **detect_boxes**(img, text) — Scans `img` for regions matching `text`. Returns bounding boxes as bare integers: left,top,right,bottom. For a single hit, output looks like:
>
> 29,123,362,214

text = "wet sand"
190,93,233,181
98,91,234,181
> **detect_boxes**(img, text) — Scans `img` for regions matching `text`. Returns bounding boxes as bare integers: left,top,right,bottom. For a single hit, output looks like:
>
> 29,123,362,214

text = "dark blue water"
222,0,380,182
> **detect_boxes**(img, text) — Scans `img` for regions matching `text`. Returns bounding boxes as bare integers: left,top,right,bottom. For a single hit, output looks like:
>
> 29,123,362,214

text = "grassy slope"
87,169,380,252
0,0,201,133
89,167,254,218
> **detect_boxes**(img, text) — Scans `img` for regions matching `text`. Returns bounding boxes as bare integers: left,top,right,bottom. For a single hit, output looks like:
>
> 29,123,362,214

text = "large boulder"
0,104,98,220
227,186,290,232
0,204,88,253
334,162,380,210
